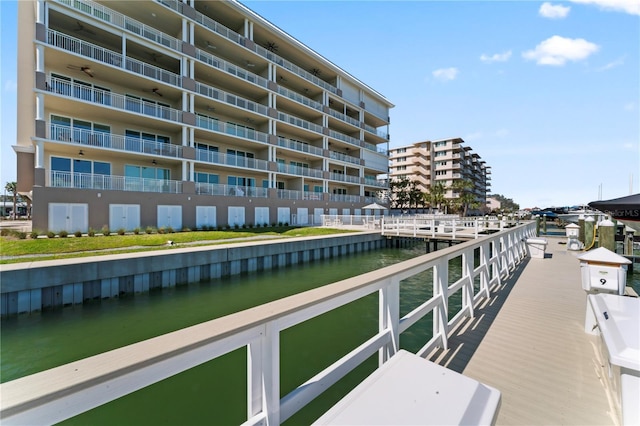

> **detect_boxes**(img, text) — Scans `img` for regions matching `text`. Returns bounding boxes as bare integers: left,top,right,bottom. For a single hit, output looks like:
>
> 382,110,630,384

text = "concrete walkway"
429,237,616,425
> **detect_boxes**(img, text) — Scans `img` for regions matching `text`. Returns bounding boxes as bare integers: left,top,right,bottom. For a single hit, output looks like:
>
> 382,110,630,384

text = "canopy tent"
362,202,387,210
588,193,640,223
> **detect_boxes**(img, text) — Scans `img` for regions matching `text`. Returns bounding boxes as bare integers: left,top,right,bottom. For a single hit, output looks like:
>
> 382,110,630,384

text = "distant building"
14,0,393,232
388,138,491,211
486,196,501,212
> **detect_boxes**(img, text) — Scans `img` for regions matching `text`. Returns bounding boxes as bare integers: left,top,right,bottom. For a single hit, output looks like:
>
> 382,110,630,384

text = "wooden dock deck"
428,236,617,425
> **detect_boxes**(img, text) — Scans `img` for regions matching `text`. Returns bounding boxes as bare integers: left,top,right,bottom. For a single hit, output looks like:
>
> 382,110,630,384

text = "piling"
578,215,585,244
584,216,595,250
542,216,547,235
598,219,615,251
535,215,540,236
624,229,635,256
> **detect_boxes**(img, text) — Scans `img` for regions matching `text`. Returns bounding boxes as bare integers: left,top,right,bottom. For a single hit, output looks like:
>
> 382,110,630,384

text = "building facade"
388,138,491,210
15,0,393,232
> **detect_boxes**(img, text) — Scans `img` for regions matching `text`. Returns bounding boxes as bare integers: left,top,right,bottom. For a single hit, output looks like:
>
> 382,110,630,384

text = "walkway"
428,237,615,425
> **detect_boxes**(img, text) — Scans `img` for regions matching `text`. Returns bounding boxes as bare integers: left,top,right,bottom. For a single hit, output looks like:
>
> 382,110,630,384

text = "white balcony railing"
329,193,361,203
276,137,323,157
327,108,360,127
0,224,535,425
330,173,360,184
195,116,269,144
276,86,324,113
277,112,323,134
49,124,182,158
196,182,268,198
195,82,269,116
328,129,360,148
195,149,269,171
329,150,360,165
276,164,324,179
195,49,269,90
50,171,182,193
47,76,182,122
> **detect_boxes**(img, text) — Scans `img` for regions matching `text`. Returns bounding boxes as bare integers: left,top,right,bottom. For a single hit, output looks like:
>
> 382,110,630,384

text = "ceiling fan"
147,52,163,62
310,68,321,77
73,21,95,36
143,88,163,97
264,41,279,52
206,41,217,50
67,65,94,78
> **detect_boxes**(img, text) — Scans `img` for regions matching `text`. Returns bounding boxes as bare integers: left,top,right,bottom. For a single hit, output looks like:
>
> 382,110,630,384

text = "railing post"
462,249,474,318
379,277,400,365
248,322,280,425
433,258,449,350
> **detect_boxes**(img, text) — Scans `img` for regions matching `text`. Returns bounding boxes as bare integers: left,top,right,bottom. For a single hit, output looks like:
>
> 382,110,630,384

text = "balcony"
277,112,323,134
277,137,323,157
329,194,361,203
195,115,269,144
47,30,182,87
196,149,270,172
50,171,182,193
195,82,269,116
47,76,183,122
49,124,183,158
329,151,360,165
364,178,386,188
195,49,269,90
277,164,324,179
363,123,388,140
277,189,324,201
196,182,268,198
330,173,360,184
327,108,360,128
277,87,324,113
328,130,360,149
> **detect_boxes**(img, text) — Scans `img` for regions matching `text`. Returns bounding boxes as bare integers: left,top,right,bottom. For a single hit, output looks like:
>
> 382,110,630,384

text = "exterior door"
109,204,140,231
196,206,216,228
157,205,182,229
48,203,88,233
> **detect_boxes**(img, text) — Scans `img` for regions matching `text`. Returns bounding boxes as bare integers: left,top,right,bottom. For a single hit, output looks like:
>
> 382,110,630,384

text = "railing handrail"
195,82,269,116
49,170,183,194
195,148,270,171
195,115,270,144
0,224,535,424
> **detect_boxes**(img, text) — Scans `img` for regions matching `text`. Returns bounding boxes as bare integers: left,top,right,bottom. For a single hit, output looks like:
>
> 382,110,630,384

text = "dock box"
313,350,501,425
526,238,547,259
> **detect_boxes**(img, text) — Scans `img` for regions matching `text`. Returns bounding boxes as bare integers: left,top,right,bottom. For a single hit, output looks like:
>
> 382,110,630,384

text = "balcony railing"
277,112,323,134
328,151,360,165
49,124,182,158
195,149,269,171
330,173,360,184
364,178,386,188
196,182,268,198
48,77,182,122
195,116,269,144
193,7,244,46
363,123,389,140
276,137,323,157
55,0,180,51
195,49,269,90
50,171,182,193
277,87,324,113
329,194,361,203
277,164,324,179
328,130,360,148
47,29,181,87
327,108,359,127
276,189,324,201
195,82,269,116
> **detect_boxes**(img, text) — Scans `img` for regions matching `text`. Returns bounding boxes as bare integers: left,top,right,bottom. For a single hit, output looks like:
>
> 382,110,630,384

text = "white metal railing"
195,82,269,116
193,8,244,46
277,87,324,112
277,137,324,157
277,112,323,134
195,49,269,90
330,173,360,184
381,215,516,239
329,150,360,165
276,163,323,179
329,194,362,203
364,178,386,188
49,171,182,193
47,76,182,122
195,149,269,171
363,122,389,140
46,29,181,87
328,129,360,148
327,108,360,127
196,182,268,198
49,124,182,158
195,116,269,144
55,0,180,51
0,224,535,425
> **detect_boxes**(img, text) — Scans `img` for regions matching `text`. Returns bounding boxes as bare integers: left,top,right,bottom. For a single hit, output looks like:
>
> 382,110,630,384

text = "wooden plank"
429,238,616,425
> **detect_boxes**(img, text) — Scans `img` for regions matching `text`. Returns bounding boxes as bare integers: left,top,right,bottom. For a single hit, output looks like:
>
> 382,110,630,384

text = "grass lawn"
0,227,354,264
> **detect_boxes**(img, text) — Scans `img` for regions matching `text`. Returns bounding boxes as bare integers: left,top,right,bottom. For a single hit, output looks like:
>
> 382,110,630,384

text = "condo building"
15,0,393,232
388,138,491,209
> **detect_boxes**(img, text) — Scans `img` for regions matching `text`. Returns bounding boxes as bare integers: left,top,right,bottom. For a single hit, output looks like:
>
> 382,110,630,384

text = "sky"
1,0,638,209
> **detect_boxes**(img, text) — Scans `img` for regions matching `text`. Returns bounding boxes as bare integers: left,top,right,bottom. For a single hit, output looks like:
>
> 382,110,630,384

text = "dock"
429,236,615,425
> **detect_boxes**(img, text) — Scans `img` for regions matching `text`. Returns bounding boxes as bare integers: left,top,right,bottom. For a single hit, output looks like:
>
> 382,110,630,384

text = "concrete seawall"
0,232,399,316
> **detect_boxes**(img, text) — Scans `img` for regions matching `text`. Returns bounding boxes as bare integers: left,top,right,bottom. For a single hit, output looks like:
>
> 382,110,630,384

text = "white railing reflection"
50,171,182,193
0,223,535,425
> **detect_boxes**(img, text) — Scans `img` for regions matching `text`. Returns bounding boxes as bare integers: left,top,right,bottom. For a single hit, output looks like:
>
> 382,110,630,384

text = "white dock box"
526,238,547,259
578,248,630,295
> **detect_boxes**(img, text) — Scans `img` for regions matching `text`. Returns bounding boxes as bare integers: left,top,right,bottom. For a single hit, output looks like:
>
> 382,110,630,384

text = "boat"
589,193,640,234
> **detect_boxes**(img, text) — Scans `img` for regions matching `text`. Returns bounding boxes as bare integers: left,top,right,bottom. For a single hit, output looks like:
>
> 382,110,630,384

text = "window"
396,165,407,171
125,130,171,153
51,156,111,188
435,151,447,157
196,172,219,184
50,115,111,146
435,170,447,176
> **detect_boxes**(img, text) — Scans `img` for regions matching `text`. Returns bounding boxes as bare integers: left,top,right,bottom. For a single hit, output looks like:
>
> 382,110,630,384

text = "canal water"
3,243,639,425
1,243,452,425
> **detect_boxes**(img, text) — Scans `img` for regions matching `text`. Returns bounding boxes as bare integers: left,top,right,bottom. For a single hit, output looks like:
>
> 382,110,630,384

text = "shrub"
0,229,8,237
30,230,40,239
74,230,82,238
88,228,96,237
59,230,68,238
133,227,140,235
166,226,174,234
181,227,191,232
16,231,27,239
117,228,126,236
145,226,154,234
278,222,283,227
284,222,289,227
157,227,166,234
101,225,111,236
234,224,240,230
47,231,56,238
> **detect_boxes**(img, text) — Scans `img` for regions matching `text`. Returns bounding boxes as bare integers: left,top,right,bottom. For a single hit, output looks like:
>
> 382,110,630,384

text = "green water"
2,244,459,425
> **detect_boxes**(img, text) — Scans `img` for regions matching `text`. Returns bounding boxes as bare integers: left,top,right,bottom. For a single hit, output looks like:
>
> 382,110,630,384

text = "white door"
157,205,182,229
196,206,217,228
254,207,269,226
48,203,88,233
296,208,309,225
314,208,324,225
228,206,245,227
109,204,140,231
277,207,290,225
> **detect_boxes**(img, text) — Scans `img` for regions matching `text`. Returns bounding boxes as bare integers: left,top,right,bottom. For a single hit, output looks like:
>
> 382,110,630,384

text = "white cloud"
539,2,571,19
3,79,17,93
597,56,625,71
480,50,512,63
432,67,459,82
522,35,599,66
569,0,640,15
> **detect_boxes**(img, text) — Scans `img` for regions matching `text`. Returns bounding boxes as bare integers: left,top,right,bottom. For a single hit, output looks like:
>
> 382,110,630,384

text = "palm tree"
5,181,17,220
450,179,475,217
428,182,447,212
